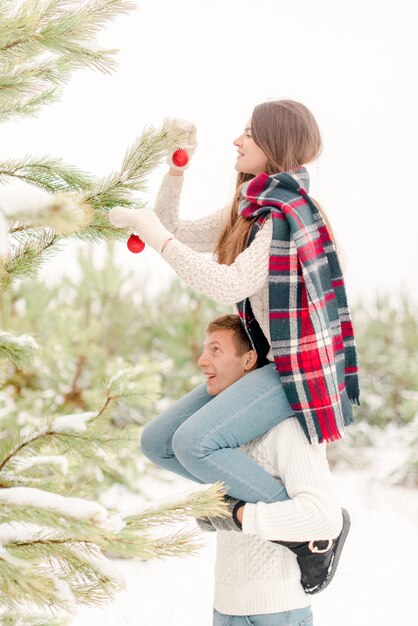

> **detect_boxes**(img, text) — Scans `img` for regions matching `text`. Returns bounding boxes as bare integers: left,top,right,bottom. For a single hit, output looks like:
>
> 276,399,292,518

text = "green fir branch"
0,510,106,547
37,1,136,56
0,558,69,612
0,331,39,368
0,418,111,474
0,155,96,193
0,85,59,122
46,429,136,472
0,1,136,121
2,231,61,292
0,56,75,99
0,0,135,62
0,2,47,59
0,122,176,292
123,483,229,532
0,392,139,489
8,541,123,605
0,0,211,618
0,471,67,491
108,526,204,560
73,209,127,243
0,613,68,626
84,122,175,208
106,362,162,409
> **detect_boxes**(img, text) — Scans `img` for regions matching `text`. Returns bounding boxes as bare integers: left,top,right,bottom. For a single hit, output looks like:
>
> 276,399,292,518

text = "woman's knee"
172,420,218,467
140,420,167,462
171,423,193,465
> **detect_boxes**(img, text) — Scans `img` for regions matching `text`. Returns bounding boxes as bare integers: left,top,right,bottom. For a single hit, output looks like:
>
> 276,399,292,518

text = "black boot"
274,508,351,594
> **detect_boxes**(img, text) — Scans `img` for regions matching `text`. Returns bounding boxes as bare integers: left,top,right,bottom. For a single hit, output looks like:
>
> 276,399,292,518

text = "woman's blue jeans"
213,606,313,626
141,363,293,504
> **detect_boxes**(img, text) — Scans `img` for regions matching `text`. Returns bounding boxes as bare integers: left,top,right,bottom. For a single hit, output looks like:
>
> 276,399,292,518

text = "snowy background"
0,0,417,301
71,469,418,626
1,0,417,624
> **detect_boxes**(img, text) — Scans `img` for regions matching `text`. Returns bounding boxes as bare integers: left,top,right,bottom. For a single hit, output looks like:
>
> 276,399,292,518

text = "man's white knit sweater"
155,174,342,614
155,173,274,360
214,417,342,615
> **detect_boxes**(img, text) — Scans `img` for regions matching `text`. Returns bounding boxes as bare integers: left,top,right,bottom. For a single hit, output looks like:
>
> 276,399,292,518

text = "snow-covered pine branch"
0,331,39,368
0,0,232,619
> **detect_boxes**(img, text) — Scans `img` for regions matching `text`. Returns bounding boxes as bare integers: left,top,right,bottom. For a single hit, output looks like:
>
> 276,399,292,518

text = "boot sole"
305,507,351,595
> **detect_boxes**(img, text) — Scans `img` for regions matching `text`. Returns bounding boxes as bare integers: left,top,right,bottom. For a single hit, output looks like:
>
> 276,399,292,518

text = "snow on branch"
0,487,125,531
0,331,39,368
52,412,97,434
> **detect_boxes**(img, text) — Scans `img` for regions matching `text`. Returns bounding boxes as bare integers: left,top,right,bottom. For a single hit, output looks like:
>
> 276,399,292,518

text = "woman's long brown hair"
215,100,335,265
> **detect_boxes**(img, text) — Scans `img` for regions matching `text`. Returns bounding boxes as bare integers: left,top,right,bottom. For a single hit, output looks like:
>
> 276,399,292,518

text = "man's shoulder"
264,415,303,441
253,416,325,455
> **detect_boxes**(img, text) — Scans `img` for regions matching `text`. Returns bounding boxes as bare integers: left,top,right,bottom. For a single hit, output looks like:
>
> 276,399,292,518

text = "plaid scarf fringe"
237,168,360,443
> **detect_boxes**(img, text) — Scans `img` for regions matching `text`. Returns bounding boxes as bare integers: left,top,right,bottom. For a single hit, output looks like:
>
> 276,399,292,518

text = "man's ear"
244,349,258,371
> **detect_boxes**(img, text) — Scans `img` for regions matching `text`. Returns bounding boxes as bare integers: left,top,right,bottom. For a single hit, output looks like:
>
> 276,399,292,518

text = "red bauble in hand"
172,149,189,168
127,234,145,253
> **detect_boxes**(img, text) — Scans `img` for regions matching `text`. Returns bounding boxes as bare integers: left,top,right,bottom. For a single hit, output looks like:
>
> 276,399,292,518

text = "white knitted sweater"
215,417,342,615
155,173,274,360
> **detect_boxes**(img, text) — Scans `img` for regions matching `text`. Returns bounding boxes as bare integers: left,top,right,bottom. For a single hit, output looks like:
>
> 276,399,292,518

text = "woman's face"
233,118,268,175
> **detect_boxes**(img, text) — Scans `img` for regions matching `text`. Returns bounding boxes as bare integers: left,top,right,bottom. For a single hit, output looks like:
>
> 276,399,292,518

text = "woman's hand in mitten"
108,207,173,253
166,117,197,171
108,206,139,230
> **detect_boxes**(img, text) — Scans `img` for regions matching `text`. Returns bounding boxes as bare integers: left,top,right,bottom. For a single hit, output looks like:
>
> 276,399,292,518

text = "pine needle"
123,483,229,531
0,331,39,368
84,121,175,207
0,613,68,626
0,1,137,120
0,558,69,611
0,155,96,192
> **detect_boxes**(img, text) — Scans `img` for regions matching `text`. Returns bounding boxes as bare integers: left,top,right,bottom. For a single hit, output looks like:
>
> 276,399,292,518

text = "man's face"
197,329,249,395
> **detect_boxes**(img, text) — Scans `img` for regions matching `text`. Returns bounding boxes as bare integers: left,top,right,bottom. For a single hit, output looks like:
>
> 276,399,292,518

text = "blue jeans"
141,363,293,503
213,607,313,626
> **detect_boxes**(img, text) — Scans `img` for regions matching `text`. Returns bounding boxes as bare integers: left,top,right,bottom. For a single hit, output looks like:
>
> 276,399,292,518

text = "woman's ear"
244,349,258,371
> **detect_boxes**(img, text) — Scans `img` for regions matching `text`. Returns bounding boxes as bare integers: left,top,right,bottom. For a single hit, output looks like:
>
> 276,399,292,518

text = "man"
196,314,349,626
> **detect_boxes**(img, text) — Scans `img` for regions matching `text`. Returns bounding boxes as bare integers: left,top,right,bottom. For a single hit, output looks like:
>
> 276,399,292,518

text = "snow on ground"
72,470,418,626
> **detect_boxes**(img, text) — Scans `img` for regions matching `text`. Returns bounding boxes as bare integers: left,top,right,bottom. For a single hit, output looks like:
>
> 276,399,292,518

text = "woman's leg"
172,363,293,504
140,382,213,484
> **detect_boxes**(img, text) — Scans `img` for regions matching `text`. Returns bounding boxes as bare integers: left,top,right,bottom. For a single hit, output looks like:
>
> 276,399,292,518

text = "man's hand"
196,497,245,533
236,503,244,526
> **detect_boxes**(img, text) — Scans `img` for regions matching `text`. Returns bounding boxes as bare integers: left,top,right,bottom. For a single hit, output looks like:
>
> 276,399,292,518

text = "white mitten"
166,117,197,170
108,207,173,253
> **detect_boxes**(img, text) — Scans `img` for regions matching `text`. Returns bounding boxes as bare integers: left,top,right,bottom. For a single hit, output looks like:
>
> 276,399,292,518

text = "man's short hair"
206,314,252,356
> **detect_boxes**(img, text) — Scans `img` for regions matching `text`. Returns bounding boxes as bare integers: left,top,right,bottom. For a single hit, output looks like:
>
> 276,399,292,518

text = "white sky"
1,0,417,301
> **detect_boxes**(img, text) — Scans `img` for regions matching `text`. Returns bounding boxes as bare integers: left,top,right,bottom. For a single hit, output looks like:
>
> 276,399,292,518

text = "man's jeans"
213,606,313,625
141,363,293,503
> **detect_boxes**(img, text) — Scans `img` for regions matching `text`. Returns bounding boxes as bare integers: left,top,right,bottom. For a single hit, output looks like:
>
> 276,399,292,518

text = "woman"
108,100,358,560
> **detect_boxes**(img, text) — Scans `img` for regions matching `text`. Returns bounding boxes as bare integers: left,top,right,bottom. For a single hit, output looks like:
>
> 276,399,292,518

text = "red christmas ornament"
127,234,145,253
172,148,189,168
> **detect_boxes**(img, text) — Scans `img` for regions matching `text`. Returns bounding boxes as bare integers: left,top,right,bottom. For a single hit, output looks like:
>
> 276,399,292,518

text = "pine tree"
0,247,229,499
327,295,418,485
0,2,227,623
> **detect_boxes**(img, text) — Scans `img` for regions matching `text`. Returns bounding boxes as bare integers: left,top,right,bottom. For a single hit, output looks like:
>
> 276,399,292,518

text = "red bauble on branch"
172,149,189,168
127,234,145,253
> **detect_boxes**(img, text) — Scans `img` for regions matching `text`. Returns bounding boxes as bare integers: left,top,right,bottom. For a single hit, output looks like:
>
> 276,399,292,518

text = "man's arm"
240,417,343,541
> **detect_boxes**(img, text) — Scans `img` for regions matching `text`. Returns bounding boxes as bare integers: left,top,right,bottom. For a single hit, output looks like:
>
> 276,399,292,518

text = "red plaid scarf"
237,168,359,443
